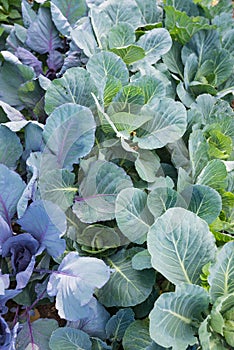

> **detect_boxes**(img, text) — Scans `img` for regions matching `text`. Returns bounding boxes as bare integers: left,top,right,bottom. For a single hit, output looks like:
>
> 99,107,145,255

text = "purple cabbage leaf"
18,200,67,258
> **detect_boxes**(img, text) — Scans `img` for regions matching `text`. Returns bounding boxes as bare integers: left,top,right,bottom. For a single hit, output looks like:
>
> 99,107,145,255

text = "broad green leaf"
165,6,211,45
43,103,96,170
134,28,172,67
207,130,233,160
115,188,154,243
149,284,209,350
51,0,87,36
45,67,98,115
189,81,217,97
97,248,155,307
196,159,228,191
110,45,145,65
132,249,152,270
133,288,159,320
132,75,166,104
91,338,111,350
16,319,58,350
18,80,44,110
165,0,200,16
147,187,186,219
135,149,161,182
78,225,121,253
103,76,122,107
87,51,129,96
123,319,162,350
148,208,217,285
70,17,98,58
105,308,135,342
107,23,135,49
49,328,91,350
208,241,234,302
0,125,22,168
73,160,133,223
209,293,234,343
38,169,77,212
134,98,187,150
108,85,145,116
181,184,222,224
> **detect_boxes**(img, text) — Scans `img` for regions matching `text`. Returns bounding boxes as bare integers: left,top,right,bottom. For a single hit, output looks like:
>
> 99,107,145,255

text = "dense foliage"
0,0,233,349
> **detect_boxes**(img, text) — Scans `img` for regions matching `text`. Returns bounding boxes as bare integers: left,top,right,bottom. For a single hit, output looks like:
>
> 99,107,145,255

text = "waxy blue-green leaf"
132,249,152,270
148,208,217,285
134,28,172,67
107,23,135,49
182,30,221,65
135,149,161,183
147,187,186,219
131,75,166,104
134,98,187,150
49,328,92,350
135,0,163,25
181,184,222,224
105,308,135,342
16,318,58,350
123,319,164,350
39,169,77,212
208,241,234,303
149,284,209,350
97,248,155,307
98,0,143,29
0,125,22,169
73,160,133,223
163,41,184,79
70,17,98,58
43,103,96,170
45,67,98,115
115,188,154,243
189,129,209,179
87,51,129,96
